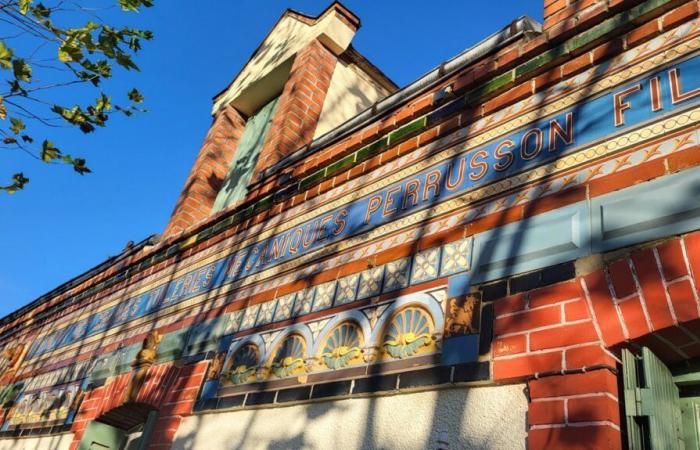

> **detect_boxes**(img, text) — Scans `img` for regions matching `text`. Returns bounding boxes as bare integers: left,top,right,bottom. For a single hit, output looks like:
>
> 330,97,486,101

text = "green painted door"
623,347,685,449
681,398,700,449
211,96,280,212
78,421,127,450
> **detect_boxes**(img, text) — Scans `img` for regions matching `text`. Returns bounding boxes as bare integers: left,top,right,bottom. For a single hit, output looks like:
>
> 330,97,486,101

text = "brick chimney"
251,38,339,176
163,106,245,238
163,3,395,238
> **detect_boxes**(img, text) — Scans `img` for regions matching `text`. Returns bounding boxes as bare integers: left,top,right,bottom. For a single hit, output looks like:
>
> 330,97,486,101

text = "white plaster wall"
172,384,527,450
0,433,72,450
314,60,392,139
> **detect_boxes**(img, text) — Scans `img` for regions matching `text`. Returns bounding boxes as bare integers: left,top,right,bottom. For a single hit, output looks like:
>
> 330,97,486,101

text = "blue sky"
0,1,542,317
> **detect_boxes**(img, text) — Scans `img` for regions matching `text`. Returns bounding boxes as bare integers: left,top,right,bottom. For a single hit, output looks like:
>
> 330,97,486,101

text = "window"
211,96,280,213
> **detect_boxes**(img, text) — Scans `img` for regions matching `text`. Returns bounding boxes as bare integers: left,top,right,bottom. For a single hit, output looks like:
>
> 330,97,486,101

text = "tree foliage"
0,0,154,193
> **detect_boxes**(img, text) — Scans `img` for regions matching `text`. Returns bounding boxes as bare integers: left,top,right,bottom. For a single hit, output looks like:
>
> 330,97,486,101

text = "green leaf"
95,93,111,111
58,40,83,63
0,96,6,120
127,88,144,103
7,80,26,96
19,0,32,14
115,51,138,71
0,42,13,69
118,0,154,12
71,158,91,175
2,173,29,194
9,117,24,134
30,3,50,18
2,137,17,144
40,139,60,162
12,59,31,82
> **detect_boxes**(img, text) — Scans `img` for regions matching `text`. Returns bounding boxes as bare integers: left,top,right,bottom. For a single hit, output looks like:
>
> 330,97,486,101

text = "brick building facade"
0,1,699,448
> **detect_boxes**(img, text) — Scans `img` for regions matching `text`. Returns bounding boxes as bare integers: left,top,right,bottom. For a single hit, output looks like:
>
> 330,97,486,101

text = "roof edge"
257,15,542,180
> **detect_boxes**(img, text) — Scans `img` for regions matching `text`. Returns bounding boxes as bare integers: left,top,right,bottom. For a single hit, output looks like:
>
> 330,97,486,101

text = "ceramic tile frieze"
23,36,700,364
214,286,470,394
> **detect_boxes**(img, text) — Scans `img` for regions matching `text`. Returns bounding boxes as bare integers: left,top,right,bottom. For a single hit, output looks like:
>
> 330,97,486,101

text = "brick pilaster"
528,370,622,449
145,361,208,450
164,106,246,237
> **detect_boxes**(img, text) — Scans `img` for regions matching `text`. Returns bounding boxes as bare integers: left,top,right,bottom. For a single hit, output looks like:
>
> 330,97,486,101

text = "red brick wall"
491,230,700,449
252,39,338,178
164,106,246,238
68,361,208,450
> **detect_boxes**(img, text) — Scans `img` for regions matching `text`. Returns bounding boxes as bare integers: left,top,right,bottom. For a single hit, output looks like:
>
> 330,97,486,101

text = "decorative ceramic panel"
382,307,435,359
335,274,359,305
293,288,315,317
440,237,473,276
240,304,261,331
357,267,384,299
319,322,363,370
383,257,411,292
273,293,296,322
7,381,83,428
224,310,244,334
255,300,277,326
312,281,336,312
411,248,440,284
226,344,259,385
270,335,306,378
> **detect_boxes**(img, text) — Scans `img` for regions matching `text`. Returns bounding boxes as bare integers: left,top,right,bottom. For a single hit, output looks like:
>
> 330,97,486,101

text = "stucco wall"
0,433,72,450
313,60,391,139
172,384,527,450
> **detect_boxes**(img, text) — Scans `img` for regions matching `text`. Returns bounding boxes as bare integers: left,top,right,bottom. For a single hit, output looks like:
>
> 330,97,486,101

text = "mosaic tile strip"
255,300,277,327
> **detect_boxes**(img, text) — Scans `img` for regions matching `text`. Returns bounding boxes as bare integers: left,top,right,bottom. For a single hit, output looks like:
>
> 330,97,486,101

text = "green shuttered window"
212,96,280,213
623,347,685,449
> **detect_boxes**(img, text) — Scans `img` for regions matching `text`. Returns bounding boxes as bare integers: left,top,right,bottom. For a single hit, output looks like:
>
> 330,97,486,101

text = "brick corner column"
163,106,246,238
527,368,622,450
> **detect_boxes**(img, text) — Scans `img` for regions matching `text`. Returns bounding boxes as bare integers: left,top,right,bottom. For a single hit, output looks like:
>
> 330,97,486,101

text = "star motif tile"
224,309,244,334
411,247,441,284
440,237,473,276
312,281,336,312
292,287,315,317
240,304,260,330
335,274,359,305
273,293,296,322
255,300,277,326
383,257,411,292
357,267,384,299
